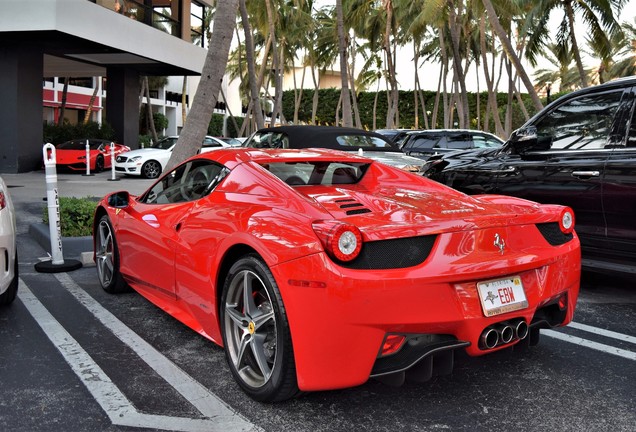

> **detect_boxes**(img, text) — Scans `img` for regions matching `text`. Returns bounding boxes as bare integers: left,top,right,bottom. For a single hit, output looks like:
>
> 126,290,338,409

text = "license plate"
477,276,528,317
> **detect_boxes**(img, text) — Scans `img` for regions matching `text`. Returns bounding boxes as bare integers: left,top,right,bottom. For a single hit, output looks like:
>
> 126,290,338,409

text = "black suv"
423,77,636,274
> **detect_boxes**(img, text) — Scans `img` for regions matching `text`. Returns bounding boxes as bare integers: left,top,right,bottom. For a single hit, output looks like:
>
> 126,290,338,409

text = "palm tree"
239,0,265,129
606,18,636,78
482,0,543,111
336,0,353,127
166,0,240,171
524,0,627,89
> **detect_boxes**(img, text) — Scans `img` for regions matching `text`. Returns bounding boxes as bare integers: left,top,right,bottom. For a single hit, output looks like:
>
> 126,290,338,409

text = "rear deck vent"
346,208,372,215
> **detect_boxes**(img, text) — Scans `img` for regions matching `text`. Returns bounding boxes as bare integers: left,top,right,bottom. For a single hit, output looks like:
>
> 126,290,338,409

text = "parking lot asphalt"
2,169,635,432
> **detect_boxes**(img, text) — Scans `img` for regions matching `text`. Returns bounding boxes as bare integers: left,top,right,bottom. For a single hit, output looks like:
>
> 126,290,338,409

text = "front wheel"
221,255,299,402
141,160,161,179
94,155,105,173
95,215,128,293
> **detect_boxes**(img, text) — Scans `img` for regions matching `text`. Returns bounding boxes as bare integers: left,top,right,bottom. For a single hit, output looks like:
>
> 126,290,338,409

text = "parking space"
0,171,634,431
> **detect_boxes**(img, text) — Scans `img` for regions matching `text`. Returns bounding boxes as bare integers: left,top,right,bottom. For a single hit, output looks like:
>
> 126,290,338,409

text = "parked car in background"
55,139,130,172
423,77,636,274
0,176,17,306
243,125,425,172
94,147,579,402
115,135,233,179
374,128,414,147
216,137,243,147
401,129,504,158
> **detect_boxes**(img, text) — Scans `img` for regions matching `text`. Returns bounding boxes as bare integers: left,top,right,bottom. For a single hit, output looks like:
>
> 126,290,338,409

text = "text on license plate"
477,276,528,317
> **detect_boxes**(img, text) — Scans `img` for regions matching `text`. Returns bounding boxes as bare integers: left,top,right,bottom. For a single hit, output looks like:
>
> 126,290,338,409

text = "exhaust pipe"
497,325,514,344
514,320,529,340
480,327,499,349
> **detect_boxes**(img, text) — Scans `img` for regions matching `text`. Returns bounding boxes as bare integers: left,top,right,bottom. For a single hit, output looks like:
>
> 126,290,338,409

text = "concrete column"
0,44,44,173
106,67,140,149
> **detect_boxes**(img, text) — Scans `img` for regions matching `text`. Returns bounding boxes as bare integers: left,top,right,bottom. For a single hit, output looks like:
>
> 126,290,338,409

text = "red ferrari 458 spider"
55,139,130,172
93,148,580,402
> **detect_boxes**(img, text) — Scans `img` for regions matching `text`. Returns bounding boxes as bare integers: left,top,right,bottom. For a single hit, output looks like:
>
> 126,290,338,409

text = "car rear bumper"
273,237,580,391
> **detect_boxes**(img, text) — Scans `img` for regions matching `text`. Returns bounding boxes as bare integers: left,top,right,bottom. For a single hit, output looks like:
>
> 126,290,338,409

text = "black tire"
95,215,128,294
0,251,18,306
95,155,105,173
220,254,299,402
141,160,162,179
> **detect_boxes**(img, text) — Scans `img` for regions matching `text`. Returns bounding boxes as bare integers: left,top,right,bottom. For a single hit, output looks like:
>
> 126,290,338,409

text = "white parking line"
18,278,260,432
543,329,636,361
567,321,636,345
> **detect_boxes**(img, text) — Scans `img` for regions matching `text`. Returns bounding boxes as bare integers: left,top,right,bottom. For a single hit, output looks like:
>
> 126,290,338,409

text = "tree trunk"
311,65,320,124
57,77,69,126
181,76,188,126
166,0,239,171
565,0,588,88
480,15,505,137
383,0,398,129
239,0,264,129
265,0,282,125
144,76,159,142
482,0,543,111
447,1,469,128
336,0,353,127
83,78,100,125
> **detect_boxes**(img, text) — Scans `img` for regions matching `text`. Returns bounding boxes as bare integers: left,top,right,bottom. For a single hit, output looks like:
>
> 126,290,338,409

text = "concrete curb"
29,223,95,267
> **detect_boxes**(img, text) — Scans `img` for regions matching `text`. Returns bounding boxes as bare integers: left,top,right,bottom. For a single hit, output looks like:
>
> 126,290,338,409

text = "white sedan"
0,176,17,306
115,136,234,179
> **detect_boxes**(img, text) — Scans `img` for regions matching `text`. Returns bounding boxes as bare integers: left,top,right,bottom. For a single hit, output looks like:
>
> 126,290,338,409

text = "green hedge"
43,122,116,145
208,113,245,138
42,197,98,237
280,88,540,133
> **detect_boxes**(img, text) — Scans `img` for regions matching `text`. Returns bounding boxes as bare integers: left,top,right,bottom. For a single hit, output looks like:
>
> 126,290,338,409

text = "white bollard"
84,139,92,176
42,143,64,265
108,141,119,181
35,144,83,273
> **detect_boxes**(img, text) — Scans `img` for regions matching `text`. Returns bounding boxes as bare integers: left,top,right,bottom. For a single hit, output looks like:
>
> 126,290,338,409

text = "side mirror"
107,191,130,208
509,126,550,153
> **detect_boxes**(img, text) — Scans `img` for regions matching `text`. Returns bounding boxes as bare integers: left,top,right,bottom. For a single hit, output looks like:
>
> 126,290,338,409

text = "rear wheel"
221,255,299,402
0,252,18,306
95,215,128,293
141,160,162,179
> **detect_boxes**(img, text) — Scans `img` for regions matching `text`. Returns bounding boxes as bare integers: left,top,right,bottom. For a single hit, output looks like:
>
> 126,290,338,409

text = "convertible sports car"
94,148,580,402
55,139,130,172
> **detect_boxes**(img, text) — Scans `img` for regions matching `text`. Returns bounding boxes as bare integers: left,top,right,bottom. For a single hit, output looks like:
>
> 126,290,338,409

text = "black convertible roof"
249,125,399,151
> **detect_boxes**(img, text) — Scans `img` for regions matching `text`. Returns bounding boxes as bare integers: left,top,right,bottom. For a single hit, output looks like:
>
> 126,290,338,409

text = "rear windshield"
260,161,369,186
403,135,443,150
335,135,395,149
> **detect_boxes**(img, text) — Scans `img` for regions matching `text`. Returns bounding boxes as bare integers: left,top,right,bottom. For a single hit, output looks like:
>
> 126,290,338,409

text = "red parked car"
55,139,130,172
93,147,580,402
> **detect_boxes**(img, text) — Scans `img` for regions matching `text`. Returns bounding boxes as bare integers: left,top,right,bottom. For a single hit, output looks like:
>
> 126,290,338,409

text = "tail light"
559,207,575,234
0,191,6,210
312,220,362,262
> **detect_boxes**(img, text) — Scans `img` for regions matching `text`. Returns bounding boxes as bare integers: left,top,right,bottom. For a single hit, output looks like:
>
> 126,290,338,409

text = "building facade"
0,0,210,173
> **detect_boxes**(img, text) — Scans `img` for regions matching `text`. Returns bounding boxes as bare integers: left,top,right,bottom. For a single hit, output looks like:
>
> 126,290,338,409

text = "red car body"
55,139,130,172
93,148,580,401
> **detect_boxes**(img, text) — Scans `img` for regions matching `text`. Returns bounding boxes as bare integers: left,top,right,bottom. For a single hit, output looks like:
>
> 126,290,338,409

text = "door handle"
571,171,600,178
175,222,182,232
